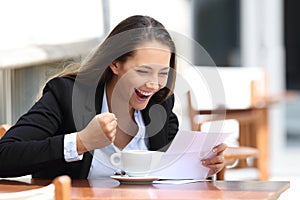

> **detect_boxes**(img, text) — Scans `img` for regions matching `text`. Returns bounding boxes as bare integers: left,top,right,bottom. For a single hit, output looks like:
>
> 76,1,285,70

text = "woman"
0,15,226,179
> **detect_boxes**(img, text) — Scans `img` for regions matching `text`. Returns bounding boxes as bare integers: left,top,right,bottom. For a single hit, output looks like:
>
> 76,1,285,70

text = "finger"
108,113,117,121
212,143,227,155
106,128,117,142
101,120,118,137
98,112,117,122
207,165,224,177
206,163,224,173
213,143,227,152
207,169,215,177
97,114,118,128
106,120,118,133
205,159,225,176
202,155,224,166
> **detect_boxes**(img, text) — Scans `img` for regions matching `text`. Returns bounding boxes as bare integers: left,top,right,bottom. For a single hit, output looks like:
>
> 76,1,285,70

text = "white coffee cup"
110,150,163,177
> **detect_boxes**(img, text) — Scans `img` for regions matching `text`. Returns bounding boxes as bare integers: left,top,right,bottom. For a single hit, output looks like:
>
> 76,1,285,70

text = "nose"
145,81,159,90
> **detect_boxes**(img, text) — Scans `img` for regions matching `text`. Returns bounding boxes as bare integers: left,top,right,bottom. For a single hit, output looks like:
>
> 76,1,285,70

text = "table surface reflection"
0,178,290,200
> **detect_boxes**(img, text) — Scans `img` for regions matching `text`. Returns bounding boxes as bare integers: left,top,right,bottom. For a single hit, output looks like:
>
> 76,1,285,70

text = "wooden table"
0,178,290,200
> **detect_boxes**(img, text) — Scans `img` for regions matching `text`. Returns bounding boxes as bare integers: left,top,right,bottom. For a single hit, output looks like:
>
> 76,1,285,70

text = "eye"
135,69,149,74
159,71,169,76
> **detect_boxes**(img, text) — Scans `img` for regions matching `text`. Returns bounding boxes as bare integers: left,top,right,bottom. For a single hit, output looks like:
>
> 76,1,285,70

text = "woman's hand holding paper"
201,143,227,178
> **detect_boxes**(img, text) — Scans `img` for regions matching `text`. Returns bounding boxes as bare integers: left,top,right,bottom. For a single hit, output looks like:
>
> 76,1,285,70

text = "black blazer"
0,77,179,179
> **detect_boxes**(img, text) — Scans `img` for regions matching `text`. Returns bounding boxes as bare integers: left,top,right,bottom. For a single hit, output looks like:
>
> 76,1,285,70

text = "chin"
133,104,148,111
131,100,149,111
130,95,151,111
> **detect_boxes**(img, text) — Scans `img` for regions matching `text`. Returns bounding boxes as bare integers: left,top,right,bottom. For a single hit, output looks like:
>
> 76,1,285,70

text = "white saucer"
110,175,160,184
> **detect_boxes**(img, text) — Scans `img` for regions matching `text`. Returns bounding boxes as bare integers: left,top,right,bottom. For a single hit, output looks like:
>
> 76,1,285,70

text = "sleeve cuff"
64,132,83,162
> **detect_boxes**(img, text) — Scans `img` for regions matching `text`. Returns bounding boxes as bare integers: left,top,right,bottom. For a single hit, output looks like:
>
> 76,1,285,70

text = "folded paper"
150,130,233,179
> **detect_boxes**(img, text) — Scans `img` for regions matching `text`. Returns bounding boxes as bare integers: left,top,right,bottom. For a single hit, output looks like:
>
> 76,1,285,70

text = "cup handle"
110,152,122,168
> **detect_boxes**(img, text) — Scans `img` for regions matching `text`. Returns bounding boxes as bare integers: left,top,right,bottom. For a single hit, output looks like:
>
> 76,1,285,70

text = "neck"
105,79,138,150
105,79,134,118
105,80,114,113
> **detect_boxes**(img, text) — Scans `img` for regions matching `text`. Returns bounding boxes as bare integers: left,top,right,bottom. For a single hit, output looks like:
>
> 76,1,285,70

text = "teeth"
135,88,152,96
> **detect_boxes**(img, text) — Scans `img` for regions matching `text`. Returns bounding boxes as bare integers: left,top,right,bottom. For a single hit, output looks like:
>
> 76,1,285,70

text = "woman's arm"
0,78,69,177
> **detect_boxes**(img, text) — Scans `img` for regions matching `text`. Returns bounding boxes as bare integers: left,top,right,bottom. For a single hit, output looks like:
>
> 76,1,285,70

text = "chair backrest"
185,66,267,131
0,175,71,200
184,66,267,110
0,124,10,139
200,119,240,147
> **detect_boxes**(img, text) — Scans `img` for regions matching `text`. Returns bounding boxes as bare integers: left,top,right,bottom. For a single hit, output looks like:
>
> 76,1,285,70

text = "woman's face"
110,42,171,111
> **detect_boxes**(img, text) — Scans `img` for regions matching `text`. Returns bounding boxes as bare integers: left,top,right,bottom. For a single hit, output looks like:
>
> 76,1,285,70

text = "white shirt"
64,86,149,178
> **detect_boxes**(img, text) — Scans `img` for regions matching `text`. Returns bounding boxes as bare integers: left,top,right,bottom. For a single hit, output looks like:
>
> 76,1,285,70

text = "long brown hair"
59,15,177,103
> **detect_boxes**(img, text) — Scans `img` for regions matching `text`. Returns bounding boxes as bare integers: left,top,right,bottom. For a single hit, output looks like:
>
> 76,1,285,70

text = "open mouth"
134,88,152,99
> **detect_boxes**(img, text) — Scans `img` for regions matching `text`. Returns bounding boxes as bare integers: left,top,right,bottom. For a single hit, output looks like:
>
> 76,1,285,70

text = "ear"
109,62,119,75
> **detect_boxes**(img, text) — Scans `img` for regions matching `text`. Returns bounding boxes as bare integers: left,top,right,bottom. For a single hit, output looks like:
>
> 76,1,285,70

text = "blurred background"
0,0,299,198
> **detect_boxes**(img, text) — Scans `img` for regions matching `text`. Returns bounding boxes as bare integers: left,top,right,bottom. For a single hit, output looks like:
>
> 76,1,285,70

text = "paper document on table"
149,130,233,180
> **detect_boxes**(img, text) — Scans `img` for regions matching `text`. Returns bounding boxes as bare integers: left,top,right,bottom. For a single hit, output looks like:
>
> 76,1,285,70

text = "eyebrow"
140,65,169,70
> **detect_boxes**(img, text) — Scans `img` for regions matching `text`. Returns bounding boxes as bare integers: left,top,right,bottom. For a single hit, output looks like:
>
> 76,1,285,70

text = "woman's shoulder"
46,76,75,86
43,76,102,99
45,76,75,89
42,77,75,96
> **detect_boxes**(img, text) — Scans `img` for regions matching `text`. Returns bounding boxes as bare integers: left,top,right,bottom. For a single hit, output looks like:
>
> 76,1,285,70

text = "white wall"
108,0,192,37
0,0,104,124
0,0,104,50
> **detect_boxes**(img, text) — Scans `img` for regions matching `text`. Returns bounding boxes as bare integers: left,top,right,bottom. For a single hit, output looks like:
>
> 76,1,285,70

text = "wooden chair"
0,124,10,139
187,91,260,180
0,175,71,200
53,176,71,200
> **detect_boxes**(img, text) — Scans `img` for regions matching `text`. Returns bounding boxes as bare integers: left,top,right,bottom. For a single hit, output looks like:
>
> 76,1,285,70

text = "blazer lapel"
142,101,168,151
77,83,105,178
